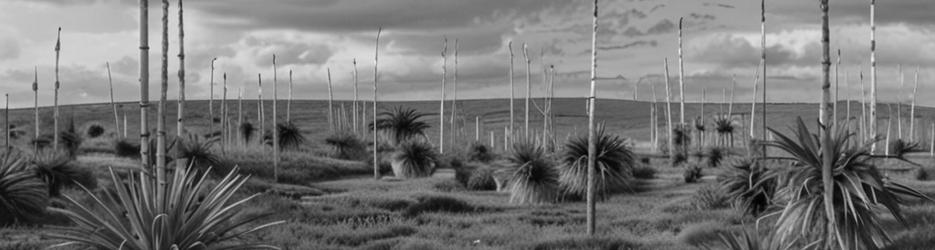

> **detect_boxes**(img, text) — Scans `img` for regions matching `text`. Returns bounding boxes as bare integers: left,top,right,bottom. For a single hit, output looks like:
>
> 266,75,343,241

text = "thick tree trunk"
156,0,169,205
819,0,839,247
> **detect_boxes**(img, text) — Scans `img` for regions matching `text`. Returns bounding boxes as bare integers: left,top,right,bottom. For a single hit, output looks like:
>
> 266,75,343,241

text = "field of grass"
2,99,935,249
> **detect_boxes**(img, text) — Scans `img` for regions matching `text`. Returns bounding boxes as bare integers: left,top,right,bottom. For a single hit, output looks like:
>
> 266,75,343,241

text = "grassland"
2,98,934,249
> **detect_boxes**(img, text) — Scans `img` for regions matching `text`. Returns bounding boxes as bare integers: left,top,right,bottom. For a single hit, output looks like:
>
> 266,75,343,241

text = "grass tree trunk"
288,69,293,122
750,65,760,140
760,0,767,155
508,41,515,145
176,0,186,170
870,0,878,152
107,62,120,137
138,0,149,165
273,55,279,183
33,66,39,148
523,43,531,139
353,59,359,133
258,73,264,143
586,0,599,235
452,39,459,148
209,58,216,138
53,27,62,151
677,18,685,126
327,68,334,132
373,28,382,179
664,59,674,159
440,38,447,153
818,0,839,247
910,67,919,140
156,0,170,205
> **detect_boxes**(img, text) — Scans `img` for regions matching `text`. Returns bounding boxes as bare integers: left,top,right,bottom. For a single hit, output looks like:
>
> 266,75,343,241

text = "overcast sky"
1,0,934,108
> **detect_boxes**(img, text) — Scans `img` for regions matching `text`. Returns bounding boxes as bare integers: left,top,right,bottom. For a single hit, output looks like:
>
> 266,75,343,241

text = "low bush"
403,195,476,217
631,164,656,179
113,139,140,158
86,124,105,138
32,150,96,197
325,131,367,161
690,184,729,210
683,164,703,183
390,140,438,178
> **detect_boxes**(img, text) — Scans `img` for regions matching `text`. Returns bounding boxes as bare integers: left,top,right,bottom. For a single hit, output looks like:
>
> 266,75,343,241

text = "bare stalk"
373,27,383,179
523,43,531,139
327,67,334,132
53,27,62,151
678,18,685,126
353,59,359,133
750,65,760,139
910,66,919,140
508,41,515,144
664,59,674,159
258,73,264,142
819,0,839,247
156,0,169,204
451,39,459,147
586,0,599,235
870,0,878,151
139,0,150,168
106,62,120,137
176,0,186,170
33,66,39,146
209,58,216,138
440,38,448,153
273,55,279,182
287,69,293,122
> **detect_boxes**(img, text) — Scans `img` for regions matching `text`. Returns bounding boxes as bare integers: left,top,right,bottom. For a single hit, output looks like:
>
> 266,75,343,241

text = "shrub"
505,141,559,204
32,150,96,197
672,151,688,167
914,167,929,181
467,166,497,191
683,164,703,183
558,126,633,199
276,121,305,150
390,140,438,178
240,122,256,144
718,158,775,216
677,221,731,248
631,165,656,179
370,106,431,146
113,139,140,158
690,184,729,210
466,142,495,163
325,131,368,161
403,195,476,217
48,166,283,249
177,134,221,172
0,150,48,226
524,236,640,250
891,139,924,159
59,118,83,159
85,124,105,138
705,147,727,168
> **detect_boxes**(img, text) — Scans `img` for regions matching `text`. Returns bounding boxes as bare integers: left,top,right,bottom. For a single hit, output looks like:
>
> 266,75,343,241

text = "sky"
1,0,934,108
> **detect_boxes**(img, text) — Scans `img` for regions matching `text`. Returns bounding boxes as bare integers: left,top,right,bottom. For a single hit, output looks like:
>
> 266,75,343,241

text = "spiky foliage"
683,164,703,183
324,131,367,160
466,142,495,163
370,106,431,145
114,139,141,158
505,141,559,204
0,150,48,226
717,158,775,216
714,116,736,134
467,166,497,191
59,119,82,159
48,166,283,249
694,116,706,132
690,184,729,209
275,121,304,150
32,150,96,197
390,140,438,178
559,127,633,199
239,122,256,144
673,125,692,147
705,147,727,168
765,118,931,249
86,124,105,138
177,134,220,171
890,139,923,159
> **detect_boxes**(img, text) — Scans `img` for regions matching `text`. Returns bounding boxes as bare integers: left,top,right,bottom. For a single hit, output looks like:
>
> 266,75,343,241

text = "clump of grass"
683,163,703,183
522,236,640,250
390,140,438,178
275,121,305,150
403,195,476,217
240,122,256,144
558,126,633,199
717,158,775,216
177,134,221,172
505,141,559,204
632,164,656,179
467,166,498,191
31,150,96,197
689,184,729,210
0,150,48,226
677,221,732,248
85,123,105,138
220,147,370,185
466,142,495,163
672,151,688,167
914,167,929,181
59,119,82,159
325,131,368,161
705,147,727,168
113,139,140,158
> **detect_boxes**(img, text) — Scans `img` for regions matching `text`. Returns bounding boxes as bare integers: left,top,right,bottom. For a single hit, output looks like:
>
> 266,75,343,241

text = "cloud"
598,40,658,51
0,37,20,60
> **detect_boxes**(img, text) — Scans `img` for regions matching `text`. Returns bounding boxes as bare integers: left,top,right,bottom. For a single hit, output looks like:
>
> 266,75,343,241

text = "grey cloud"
0,38,20,61
598,40,658,51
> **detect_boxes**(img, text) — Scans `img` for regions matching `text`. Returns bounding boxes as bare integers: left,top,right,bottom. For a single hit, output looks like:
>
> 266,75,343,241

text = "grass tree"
818,2,835,246
372,107,431,146
106,62,119,137
506,141,559,205
391,140,438,178
33,66,39,147
272,55,280,182
176,0,186,170
139,0,151,169
585,0,599,235
718,158,775,217
373,27,382,179
0,150,47,226
53,27,62,151
439,38,447,153
559,125,632,200
209,58,216,138
156,0,170,203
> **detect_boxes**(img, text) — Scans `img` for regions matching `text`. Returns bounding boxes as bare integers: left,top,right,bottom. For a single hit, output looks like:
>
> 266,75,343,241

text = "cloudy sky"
1,0,934,108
